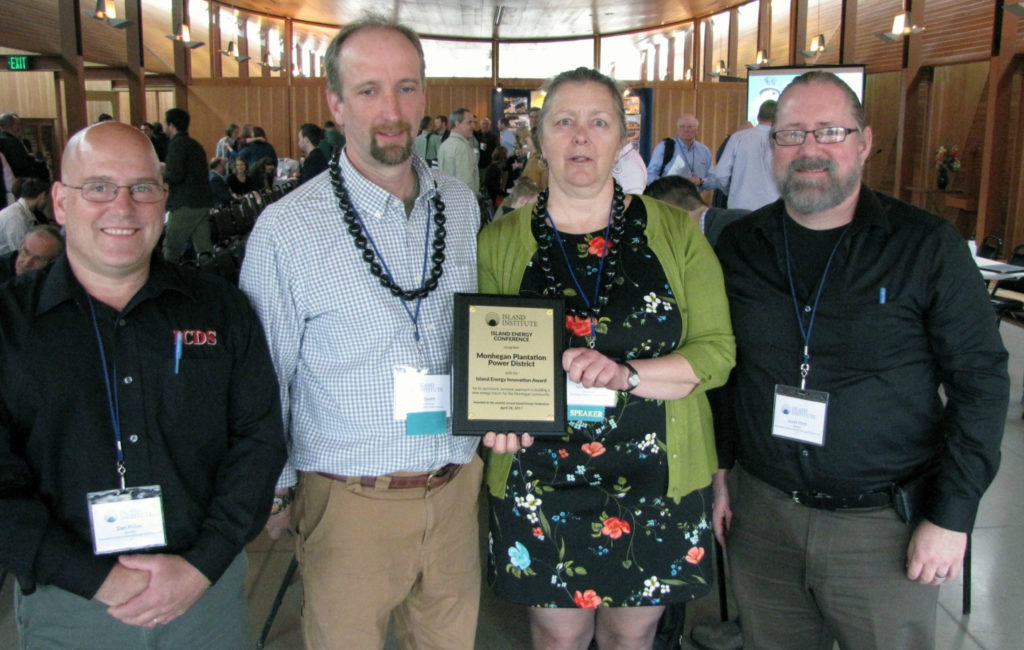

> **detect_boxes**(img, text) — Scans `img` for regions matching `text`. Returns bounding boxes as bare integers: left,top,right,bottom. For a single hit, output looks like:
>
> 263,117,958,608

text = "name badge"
771,384,829,446
86,486,167,555
566,377,617,422
393,365,450,436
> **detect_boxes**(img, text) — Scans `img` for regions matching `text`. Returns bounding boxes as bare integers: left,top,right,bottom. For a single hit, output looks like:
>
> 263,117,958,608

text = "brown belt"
317,463,461,490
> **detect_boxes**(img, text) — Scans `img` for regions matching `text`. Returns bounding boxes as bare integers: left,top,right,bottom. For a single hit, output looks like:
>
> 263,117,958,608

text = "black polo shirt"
713,186,1009,533
0,254,286,598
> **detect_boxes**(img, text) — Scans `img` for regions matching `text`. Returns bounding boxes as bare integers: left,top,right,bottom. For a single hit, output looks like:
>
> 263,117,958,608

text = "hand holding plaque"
452,294,566,435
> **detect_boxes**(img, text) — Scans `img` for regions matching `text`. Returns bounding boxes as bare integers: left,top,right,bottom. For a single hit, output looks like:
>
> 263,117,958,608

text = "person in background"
162,108,213,262
644,175,748,247
704,101,780,212
0,177,48,255
208,157,233,207
0,224,63,283
297,123,328,184
612,142,647,194
227,156,257,198
645,113,713,186
215,124,240,160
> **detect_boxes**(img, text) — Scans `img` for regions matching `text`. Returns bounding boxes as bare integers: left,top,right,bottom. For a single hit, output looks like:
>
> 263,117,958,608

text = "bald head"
62,121,161,182
15,226,63,276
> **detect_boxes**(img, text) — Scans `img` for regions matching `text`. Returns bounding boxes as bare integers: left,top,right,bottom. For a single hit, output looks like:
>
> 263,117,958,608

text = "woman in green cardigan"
478,67,735,650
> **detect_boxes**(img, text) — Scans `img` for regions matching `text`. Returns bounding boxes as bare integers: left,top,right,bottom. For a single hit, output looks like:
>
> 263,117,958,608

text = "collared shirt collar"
336,146,438,210
36,253,194,317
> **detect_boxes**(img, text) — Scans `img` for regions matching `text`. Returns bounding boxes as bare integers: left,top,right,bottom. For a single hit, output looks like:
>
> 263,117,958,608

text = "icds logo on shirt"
174,329,218,345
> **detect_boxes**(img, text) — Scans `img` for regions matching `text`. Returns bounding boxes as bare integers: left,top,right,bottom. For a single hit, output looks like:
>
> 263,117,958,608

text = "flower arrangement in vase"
934,143,961,190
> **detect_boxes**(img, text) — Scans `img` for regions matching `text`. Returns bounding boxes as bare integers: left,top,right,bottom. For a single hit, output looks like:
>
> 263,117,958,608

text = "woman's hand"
562,347,628,390
482,431,535,453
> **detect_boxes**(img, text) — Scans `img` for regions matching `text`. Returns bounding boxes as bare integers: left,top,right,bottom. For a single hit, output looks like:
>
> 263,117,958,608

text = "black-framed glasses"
771,127,860,146
63,182,166,204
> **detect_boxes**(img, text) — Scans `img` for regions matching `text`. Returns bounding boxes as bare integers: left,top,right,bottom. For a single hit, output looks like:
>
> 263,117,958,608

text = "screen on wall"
746,65,866,125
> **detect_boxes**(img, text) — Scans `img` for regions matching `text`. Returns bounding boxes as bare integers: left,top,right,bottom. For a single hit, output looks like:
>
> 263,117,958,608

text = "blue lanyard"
781,216,848,390
546,203,614,346
678,139,695,172
353,188,435,367
87,298,127,489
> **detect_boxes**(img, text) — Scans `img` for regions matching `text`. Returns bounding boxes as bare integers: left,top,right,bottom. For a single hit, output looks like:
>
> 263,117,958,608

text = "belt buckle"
425,465,449,494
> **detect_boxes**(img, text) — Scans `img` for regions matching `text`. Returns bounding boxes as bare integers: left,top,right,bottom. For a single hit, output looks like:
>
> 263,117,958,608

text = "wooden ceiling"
221,0,739,39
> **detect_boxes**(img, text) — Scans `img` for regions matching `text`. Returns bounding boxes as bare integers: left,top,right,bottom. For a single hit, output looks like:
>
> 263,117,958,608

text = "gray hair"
536,67,627,152
776,71,865,130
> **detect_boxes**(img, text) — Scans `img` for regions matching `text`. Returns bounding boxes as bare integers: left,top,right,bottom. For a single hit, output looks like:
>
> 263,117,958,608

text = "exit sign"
6,56,31,71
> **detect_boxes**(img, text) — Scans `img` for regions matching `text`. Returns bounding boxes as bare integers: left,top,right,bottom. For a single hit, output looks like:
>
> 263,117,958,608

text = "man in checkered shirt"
240,15,483,649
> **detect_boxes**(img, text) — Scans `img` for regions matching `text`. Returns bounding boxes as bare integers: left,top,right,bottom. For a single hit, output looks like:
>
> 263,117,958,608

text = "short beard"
370,121,414,166
776,157,861,215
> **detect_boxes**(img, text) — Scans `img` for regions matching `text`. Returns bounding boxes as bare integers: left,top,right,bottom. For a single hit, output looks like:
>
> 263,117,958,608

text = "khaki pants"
295,455,483,650
728,466,939,650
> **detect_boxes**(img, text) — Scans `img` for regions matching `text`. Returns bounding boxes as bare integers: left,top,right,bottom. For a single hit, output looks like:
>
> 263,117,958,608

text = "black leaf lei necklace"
329,155,447,302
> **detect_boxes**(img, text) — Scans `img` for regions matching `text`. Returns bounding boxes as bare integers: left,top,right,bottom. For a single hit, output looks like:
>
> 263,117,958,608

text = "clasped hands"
94,554,211,628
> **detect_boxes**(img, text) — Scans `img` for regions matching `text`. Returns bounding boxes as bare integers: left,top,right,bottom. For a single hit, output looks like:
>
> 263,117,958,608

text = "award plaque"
452,294,566,435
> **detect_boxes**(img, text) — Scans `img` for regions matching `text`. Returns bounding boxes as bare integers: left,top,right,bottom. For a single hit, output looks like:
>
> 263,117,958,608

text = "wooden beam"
892,0,926,203
57,0,87,135
124,0,145,127
976,1,1021,242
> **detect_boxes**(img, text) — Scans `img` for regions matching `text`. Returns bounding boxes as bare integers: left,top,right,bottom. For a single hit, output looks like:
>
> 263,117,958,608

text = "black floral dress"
488,199,714,608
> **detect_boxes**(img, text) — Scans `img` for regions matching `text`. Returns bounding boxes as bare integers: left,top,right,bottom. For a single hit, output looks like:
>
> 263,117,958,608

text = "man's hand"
106,554,211,627
711,469,732,548
265,488,294,541
482,431,534,454
906,519,967,585
93,563,150,607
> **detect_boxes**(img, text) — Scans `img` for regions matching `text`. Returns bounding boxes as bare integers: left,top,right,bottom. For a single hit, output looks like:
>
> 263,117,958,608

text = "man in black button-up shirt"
0,121,286,648
712,72,1009,648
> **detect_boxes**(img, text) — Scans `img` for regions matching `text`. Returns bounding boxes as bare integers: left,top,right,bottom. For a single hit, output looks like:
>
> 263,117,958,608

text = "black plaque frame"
452,293,566,435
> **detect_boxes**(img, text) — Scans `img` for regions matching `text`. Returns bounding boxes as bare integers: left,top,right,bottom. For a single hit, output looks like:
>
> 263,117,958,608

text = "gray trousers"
15,553,250,650
728,466,939,650
163,205,212,261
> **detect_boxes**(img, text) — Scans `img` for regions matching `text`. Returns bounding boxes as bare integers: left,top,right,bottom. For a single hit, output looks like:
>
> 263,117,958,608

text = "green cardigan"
478,195,736,501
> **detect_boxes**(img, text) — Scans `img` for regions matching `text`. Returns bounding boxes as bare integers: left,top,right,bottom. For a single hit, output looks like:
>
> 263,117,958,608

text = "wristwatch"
270,489,294,515
622,361,640,392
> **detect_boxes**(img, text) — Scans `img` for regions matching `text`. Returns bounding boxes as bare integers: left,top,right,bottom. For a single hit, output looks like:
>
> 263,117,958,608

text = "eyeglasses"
63,182,166,204
771,126,860,146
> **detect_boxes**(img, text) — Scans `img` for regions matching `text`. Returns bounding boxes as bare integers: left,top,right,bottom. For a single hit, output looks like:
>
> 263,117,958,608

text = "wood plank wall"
2,0,1024,246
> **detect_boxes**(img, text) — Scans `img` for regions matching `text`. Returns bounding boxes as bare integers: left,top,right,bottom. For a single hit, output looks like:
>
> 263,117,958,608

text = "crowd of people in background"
0,19,1010,650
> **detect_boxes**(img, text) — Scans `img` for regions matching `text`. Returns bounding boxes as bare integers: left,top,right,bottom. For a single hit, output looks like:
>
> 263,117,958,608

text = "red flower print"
581,442,606,457
685,546,706,565
532,527,544,538
574,589,602,608
565,315,595,337
558,449,569,458
588,236,611,257
601,516,631,539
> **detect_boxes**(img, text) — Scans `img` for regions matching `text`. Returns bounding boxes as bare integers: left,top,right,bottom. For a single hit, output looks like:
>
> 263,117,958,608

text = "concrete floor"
3,323,1023,649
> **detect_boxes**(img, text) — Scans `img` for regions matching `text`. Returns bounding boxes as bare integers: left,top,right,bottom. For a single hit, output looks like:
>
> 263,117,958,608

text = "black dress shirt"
0,255,286,598
165,131,213,210
713,187,1009,533
299,147,328,185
